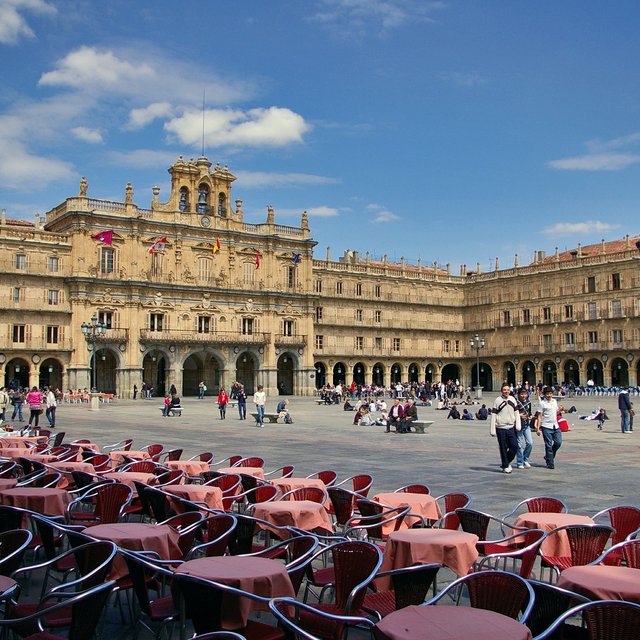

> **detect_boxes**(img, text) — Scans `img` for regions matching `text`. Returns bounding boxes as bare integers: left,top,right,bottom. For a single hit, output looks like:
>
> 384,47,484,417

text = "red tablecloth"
219,466,265,480
271,477,326,498
0,479,18,491
372,493,441,534
0,448,34,459
378,529,479,590
102,471,156,490
49,461,96,488
0,487,70,517
175,556,294,629
513,513,595,556
0,436,45,448
109,450,150,465
558,565,640,603
88,522,181,579
374,605,531,640
252,500,332,533
164,484,224,511
165,460,210,476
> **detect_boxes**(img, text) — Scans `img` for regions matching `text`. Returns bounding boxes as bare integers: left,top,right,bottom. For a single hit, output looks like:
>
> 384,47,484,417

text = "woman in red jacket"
217,387,229,420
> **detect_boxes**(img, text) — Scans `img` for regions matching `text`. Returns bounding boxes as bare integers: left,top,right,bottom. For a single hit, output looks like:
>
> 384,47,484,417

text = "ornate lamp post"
469,333,486,399
81,315,106,396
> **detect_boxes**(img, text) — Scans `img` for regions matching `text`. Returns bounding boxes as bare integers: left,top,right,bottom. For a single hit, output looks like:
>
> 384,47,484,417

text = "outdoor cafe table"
271,477,327,498
174,556,295,629
372,492,442,534
164,484,224,512
373,605,532,640
377,529,479,590
218,466,265,480
88,522,182,580
109,450,150,465
558,565,640,603
252,500,333,533
0,575,19,609
165,460,210,476
0,448,34,459
0,478,18,491
48,461,96,488
513,513,595,556
0,435,46,448
0,486,71,518
102,471,156,491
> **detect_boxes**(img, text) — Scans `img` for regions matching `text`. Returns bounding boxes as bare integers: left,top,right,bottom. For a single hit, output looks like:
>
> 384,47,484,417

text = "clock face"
200,216,211,228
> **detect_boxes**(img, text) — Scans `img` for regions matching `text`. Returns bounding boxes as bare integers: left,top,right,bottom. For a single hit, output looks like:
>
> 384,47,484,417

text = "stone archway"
522,360,536,386
372,363,384,386
441,363,460,385
183,353,204,396
277,353,295,395
542,360,557,388
5,358,29,390
40,358,63,391
611,358,629,387
390,363,402,385
408,363,419,384
314,362,326,389
333,362,346,385
236,352,257,395
143,350,168,396
353,362,365,385
91,348,117,393
425,364,436,383
586,358,604,387
503,361,516,387
471,362,492,391
564,359,580,386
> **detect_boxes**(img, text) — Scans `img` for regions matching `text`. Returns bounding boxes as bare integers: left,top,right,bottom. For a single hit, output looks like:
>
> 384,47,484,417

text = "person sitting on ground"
354,406,368,425
343,399,354,411
464,395,474,405
447,404,461,419
461,408,474,420
476,404,489,420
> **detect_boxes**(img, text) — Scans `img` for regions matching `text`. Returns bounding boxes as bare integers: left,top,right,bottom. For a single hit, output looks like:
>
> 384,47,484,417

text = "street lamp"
81,315,106,392
469,333,486,399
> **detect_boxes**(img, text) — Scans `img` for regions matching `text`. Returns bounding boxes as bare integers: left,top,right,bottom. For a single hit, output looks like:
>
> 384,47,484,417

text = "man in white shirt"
253,385,266,427
490,383,521,473
45,386,57,428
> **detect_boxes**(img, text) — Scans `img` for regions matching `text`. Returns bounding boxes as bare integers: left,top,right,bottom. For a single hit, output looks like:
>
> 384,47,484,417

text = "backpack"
284,413,293,424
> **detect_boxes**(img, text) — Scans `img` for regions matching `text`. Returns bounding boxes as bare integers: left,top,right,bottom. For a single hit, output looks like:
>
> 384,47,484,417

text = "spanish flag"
212,237,221,255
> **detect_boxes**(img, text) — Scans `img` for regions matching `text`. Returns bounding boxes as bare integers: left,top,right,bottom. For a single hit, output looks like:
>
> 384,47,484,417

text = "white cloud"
235,170,338,188
547,153,640,171
165,107,311,148
548,132,640,171
311,0,445,34
367,203,401,223
70,126,103,144
541,221,620,236
0,0,55,45
126,102,174,130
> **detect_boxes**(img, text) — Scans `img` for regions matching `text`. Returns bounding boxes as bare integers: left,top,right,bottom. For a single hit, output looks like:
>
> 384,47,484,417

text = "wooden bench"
250,412,280,424
159,406,183,417
406,420,432,434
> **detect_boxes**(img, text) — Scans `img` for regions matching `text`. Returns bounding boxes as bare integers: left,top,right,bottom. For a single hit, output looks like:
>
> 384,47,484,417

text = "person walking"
254,385,266,427
515,387,533,469
237,385,247,420
45,386,57,428
618,386,632,433
11,388,24,421
536,386,564,469
490,383,521,474
26,386,43,428
217,387,229,419
198,381,206,399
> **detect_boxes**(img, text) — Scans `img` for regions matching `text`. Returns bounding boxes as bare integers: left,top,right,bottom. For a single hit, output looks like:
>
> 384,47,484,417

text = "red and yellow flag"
212,237,221,255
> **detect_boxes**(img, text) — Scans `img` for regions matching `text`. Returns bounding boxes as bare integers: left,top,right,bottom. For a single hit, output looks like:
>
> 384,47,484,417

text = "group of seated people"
440,402,490,420
352,397,419,433
161,393,182,416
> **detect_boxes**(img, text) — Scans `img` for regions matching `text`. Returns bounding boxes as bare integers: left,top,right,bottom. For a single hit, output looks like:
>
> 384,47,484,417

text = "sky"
1,0,640,271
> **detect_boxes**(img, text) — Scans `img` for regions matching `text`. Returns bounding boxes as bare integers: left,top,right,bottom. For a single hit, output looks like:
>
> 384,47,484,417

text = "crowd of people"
0,385,60,429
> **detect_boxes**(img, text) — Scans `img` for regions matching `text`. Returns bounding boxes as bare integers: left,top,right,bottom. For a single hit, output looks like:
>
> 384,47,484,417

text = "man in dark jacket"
618,387,632,433
400,398,418,433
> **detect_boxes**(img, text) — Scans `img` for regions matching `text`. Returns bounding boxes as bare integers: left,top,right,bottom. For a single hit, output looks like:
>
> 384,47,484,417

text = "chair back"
166,448,183,461
244,484,279,506
350,474,373,498
285,535,320,593
306,470,337,487
354,500,408,540
328,487,358,527
95,482,133,524
193,452,214,464
281,487,327,504
437,492,471,529
52,431,66,447
144,486,173,522
192,514,238,558
395,483,430,495
331,540,383,613
595,506,640,546
0,528,33,575
620,539,640,568
227,515,258,555
524,496,567,514
456,508,491,539
125,460,158,474
565,524,614,567
205,474,243,495
233,456,265,468
32,471,62,488
0,461,18,478
0,505,29,533
526,579,590,637
155,469,186,486
70,540,118,587
121,550,174,617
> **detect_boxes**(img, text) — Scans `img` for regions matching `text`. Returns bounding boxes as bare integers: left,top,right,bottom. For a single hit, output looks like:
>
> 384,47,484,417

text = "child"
162,394,171,416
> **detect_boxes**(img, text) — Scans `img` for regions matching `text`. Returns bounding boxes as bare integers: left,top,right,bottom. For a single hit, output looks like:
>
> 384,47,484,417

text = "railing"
92,328,129,343
139,329,270,345
274,334,307,346
0,296,71,311
2,337,73,351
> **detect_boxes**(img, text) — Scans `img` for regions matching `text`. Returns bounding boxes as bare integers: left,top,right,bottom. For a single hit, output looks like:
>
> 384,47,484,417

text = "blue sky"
2,0,639,270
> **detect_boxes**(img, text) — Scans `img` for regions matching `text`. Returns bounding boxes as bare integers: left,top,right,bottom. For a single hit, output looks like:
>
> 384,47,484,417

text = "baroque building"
1,157,639,397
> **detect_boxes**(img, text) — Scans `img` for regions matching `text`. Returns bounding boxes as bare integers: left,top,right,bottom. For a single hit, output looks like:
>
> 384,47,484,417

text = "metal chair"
590,538,640,569
264,465,295,479
592,505,640,564
186,514,238,559
327,487,359,532
279,487,328,505
102,438,133,452
67,482,133,526
433,492,471,529
345,500,411,544
475,529,547,578
305,470,338,487
394,483,430,495
425,569,535,622
501,496,568,523
334,474,373,498
232,456,265,468
0,528,33,576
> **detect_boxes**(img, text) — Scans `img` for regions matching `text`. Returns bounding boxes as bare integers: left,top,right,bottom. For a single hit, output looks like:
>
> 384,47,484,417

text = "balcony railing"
3,338,73,351
139,329,270,345
274,334,307,347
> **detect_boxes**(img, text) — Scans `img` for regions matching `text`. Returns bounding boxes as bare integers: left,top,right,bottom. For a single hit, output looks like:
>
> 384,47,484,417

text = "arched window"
218,193,227,217
179,187,189,212
197,184,209,213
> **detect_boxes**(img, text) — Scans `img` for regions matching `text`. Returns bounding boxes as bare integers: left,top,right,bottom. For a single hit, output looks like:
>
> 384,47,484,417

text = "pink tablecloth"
513,513,595,556
558,565,640,603
252,500,332,533
271,477,326,498
89,522,182,579
109,450,150,465
0,448,34,459
49,461,96,488
0,487,70,517
378,529,479,590
165,460,210,476
164,484,224,511
219,466,265,480
374,605,531,640
0,436,45,448
175,556,294,629
102,471,156,491
0,479,18,491
373,493,442,534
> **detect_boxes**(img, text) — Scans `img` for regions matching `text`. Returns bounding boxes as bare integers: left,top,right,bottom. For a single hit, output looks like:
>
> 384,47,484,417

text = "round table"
373,493,442,534
49,461,96,488
374,605,531,640
0,448,34,459
558,565,640,603
175,556,295,629
164,484,224,511
109,450,150,465
513,513,595,556
0,478,18,491
102,471,156,490
271,477,327,498
218,466,265,480
88,522,182,579
0,575,19,606
252,500,332,533
378,529,479,590
165,460,210,476
0,436,45,448
0,487,71,517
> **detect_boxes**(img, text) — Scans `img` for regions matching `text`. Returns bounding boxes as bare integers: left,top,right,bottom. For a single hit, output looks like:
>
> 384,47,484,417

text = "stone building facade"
1,157,638,397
